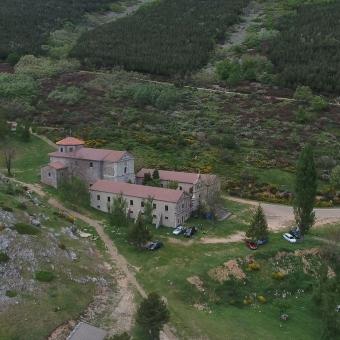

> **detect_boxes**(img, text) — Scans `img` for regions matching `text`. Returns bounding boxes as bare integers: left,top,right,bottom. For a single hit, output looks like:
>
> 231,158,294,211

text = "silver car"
283,233,297,243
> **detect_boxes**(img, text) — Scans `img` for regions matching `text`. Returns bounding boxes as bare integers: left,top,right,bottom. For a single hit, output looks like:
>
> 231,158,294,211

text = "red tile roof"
90,180,184,203
49,161,67,170
56,137,85,146
49,148,128,162
136,168,200,184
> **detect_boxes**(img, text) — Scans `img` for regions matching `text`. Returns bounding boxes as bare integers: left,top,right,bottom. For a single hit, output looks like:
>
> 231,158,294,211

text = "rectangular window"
165,216,168,220
165,205,168,211
124,167,127,174
69,147,73,152
90,162,93,168
141,201,144,207
179,186,183,190
107,197,111,202
153,203,156,209
48,172,51,177
130,200,134,206
60,147,64,152
182,204,184,208
97,205,100,209
97,195,100,201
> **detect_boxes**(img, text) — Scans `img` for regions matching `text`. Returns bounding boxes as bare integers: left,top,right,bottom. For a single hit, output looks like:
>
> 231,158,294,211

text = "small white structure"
67,322,107,340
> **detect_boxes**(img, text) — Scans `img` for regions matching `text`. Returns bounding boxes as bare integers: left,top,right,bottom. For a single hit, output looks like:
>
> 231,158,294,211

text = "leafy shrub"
58,243,66,250
35,270,55,282
0,73,38,103
16,202,27,210
5,290,17,298
310,96,328,112
257,295,267,304
15,55,80,79
59,177,89,208
109,333,131,340
14,223,40,235
295,107,316,124
216,55,273,85
1,205,13,212
247,261,261,271
293,86,314,102
243,296,253,305
272,271,286,281
129,84,182,110
48,86,85,105
0,252,9,263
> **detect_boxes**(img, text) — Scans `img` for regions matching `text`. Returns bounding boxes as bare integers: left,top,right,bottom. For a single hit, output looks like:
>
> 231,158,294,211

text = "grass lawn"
105,214,325,339
2,135,55,183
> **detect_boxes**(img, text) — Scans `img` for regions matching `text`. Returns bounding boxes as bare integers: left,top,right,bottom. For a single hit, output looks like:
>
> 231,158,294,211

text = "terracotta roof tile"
136,168,200,184
56,137,85,146
49,148,127,162
90,180,184,203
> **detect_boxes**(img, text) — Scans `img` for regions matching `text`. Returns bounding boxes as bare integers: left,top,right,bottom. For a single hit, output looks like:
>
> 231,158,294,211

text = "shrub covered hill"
268,1,340,93
71,0,250,75
0,0,111,59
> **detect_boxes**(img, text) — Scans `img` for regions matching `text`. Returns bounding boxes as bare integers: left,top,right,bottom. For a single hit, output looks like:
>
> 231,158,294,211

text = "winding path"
8,178,177,340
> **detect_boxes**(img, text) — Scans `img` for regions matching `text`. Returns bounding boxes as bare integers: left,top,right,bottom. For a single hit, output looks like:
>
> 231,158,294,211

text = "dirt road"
226,196,340,230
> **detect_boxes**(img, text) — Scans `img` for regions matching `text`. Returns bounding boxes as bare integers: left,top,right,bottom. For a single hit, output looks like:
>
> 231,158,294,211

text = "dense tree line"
268,1,340,93
0,0,111,59
72,0,250,76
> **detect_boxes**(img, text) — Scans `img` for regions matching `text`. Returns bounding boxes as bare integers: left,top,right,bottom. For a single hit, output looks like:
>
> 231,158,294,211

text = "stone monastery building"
41,137,219,228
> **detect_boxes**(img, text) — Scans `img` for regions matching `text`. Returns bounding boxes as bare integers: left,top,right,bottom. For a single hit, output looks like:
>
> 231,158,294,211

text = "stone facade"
136,169,220,211
90,181,192,228
41,137,135,188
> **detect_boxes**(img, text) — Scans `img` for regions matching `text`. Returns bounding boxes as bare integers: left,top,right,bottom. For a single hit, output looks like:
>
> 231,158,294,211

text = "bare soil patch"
208,259,246,283
187,276,205,292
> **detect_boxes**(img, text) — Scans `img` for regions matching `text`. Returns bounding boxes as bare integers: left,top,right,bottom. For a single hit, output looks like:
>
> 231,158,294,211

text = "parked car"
245,240,258,250
283,233,297,243
257,238,268,246
173,225,185,236
184,227,197,238
290,227,301,239
145,241,163,251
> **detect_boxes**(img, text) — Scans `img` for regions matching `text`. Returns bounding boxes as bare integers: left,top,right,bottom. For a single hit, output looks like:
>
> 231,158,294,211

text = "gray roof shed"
67,322,107,340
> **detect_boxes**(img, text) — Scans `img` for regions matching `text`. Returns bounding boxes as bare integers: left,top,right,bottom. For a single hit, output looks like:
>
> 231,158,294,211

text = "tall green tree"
0,113,8,141
136,292,170,340
143,197,154,228
128,212,152,249
109,194,128,227
293,144,317,235
246,205,268,241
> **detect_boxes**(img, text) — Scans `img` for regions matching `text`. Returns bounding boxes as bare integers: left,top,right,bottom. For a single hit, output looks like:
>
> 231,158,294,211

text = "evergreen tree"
293,144,317,236
109,194,128,227
136,292,170,340
246,205,268,241
143,172,152,185
143,197,154,228
0,113,8,141
128,212,152,249
152,169,160,180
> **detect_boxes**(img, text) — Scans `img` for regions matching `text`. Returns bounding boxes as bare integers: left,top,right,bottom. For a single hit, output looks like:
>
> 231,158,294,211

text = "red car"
245,240,258,250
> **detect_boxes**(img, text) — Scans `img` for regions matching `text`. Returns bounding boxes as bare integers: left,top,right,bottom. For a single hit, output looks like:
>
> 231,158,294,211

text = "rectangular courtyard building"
90,180,191,228
136,169,220,211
